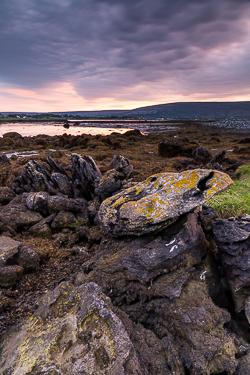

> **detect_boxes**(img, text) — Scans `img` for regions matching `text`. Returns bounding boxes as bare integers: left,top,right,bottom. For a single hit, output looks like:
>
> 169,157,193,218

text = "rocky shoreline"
0,126,250,374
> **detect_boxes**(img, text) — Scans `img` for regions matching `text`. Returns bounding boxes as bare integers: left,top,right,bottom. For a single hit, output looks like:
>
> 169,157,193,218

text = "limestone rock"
0,282,143,375
0,236,39,287
99,169,233,236
51,210,80,230
212,216,250,314
0,236,21,264
51,172,72,196
8,159,56,194
26,192,88,216
79,213,238,374
95,169,122,200
108,154,133,180
16,244,40,271
8,158,71,196
0,187,16,205
0,196,43,230
83,213,207,299
150,281,237,375
26,191,50,215
0,265,23,287
72,153,102,200
0,153,11,164
47,155,68,176
210,149,226,164
24,160,56,193
192,146,212,164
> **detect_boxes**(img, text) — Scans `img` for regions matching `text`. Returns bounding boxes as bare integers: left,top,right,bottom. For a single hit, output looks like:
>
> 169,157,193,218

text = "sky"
1,0,250,112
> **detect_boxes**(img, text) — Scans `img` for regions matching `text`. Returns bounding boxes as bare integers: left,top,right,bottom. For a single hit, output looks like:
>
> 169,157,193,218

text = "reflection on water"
0,123,134,137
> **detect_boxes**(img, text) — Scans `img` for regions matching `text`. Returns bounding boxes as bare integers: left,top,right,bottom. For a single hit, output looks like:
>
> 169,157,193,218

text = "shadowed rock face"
0,282,143,375
99,169,233,236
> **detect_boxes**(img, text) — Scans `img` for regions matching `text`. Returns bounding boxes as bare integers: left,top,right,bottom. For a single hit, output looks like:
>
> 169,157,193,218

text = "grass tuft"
209,165,250,218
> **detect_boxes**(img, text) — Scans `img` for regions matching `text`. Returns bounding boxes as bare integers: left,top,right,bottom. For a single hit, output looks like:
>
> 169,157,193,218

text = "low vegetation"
209,165,250,218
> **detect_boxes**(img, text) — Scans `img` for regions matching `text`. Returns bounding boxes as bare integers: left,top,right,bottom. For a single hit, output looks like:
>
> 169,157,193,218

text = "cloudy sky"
1,0,250,112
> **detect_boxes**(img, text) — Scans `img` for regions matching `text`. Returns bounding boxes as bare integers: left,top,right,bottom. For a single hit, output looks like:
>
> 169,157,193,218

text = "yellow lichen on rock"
99,169,233,236
0,282,140,374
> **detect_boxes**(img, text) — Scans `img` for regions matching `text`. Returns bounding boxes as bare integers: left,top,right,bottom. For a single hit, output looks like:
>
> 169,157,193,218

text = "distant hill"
127,101,250,119
2,101,250,120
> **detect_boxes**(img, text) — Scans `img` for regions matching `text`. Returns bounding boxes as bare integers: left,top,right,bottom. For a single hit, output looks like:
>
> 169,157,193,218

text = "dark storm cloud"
1,0,250,99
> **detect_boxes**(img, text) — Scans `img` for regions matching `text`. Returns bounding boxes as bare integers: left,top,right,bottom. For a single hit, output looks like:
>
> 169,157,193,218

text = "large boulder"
99,169,233,237
0,282,144,374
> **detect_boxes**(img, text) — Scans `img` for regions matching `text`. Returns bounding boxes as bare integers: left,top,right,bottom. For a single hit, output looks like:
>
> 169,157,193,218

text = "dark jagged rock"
212,216,250,314
0,153,10,164
71,153,102,200
8,158,72,196
24,160,54,192
95,155,134,200
210,149,226,164
15,243,40,272
51,229,79,247
8,160,57,194
47,155,68,176
51,172,72,196
192,146,212,164
108,154,133,180
0,187,16,205
49,195,88,214
199,205,219,232
149,281,237,375
95,169,122,200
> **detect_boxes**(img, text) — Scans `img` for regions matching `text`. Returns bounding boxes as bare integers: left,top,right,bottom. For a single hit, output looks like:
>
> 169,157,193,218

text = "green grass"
209,165,250,218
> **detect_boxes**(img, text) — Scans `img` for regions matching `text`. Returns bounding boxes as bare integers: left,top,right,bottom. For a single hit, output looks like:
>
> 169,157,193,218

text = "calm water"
0,123,134,137
1,120,250,138
0,122,180,137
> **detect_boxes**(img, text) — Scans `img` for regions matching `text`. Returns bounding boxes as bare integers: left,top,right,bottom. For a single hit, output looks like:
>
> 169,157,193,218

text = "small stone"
0,265,23,287
0,187,16,205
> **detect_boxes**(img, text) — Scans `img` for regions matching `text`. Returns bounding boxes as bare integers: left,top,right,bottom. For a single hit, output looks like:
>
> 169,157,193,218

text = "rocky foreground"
1,127,250,374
